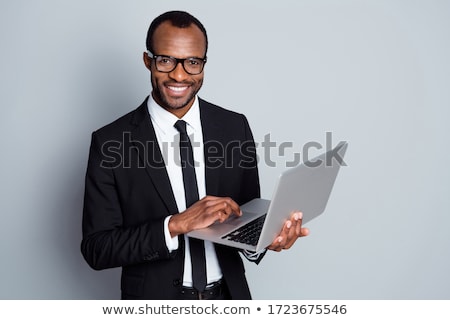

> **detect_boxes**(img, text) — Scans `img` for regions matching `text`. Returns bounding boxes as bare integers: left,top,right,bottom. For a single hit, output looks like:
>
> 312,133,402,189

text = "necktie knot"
174,120,188,135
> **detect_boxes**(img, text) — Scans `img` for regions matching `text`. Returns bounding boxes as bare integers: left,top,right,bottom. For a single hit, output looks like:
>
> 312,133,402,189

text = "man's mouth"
166,85,189,93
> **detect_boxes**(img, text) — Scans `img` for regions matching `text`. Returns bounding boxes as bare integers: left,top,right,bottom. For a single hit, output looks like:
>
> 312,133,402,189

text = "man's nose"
168,62,189,82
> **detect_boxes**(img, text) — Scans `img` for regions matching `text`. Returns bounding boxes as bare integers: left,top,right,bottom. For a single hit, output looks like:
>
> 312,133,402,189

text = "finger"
293,212,303,236
283,219,298,249
292,212,309,238
220,199,238,216
223,197,242,217
301,227,310,237
206,198,242,218
267,236,284,251
202,201,236,223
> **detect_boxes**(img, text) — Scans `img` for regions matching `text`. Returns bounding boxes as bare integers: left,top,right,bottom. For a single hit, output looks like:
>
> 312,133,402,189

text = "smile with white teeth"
167,86,188,92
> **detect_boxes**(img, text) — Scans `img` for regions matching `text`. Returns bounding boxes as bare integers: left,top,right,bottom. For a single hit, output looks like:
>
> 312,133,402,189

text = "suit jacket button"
173,279,181,286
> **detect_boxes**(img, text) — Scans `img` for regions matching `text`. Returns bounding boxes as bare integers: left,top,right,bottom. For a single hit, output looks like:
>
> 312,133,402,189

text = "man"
81,10,309,300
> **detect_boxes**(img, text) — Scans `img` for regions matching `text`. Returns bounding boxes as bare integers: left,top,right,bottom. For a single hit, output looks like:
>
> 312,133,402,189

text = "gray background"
1,0,449,299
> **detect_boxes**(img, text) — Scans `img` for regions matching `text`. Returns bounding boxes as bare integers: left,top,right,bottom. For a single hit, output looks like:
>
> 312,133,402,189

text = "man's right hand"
168,196,242,237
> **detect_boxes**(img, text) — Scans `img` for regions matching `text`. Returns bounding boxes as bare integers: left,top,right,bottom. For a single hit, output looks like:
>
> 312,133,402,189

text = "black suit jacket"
81,97,261,299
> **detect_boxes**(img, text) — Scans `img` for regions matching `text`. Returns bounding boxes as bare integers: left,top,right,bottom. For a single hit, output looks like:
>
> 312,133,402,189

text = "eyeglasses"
147,51,207,75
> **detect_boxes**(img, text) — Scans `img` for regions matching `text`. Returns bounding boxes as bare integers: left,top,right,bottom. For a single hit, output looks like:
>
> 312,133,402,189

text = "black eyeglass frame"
147,51,207,75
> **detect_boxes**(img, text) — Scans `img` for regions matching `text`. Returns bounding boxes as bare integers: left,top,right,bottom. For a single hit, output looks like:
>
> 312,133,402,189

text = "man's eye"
160,58,172,64
187,59,200,66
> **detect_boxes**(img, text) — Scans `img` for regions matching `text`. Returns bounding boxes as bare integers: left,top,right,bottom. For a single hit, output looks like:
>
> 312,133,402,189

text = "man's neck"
151,92,195,119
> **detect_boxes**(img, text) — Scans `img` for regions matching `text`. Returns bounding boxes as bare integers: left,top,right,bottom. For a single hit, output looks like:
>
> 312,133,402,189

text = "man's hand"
168,196,242,237
267,211,309,252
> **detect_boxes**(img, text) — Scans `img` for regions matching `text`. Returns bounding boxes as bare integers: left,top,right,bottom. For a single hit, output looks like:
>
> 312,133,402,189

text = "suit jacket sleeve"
81,131,173,270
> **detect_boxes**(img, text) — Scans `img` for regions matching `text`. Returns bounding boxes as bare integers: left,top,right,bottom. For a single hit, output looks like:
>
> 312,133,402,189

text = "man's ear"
143,52,152,70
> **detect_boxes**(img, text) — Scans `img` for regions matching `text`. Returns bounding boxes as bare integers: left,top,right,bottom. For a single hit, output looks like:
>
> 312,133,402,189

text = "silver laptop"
188,141,348,252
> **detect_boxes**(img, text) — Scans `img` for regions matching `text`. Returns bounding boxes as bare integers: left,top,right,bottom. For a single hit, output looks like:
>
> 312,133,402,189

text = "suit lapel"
130,99,178,214
199,99,222,197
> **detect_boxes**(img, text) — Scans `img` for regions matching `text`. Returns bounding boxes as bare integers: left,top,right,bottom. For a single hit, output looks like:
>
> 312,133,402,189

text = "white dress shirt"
147,95,223,287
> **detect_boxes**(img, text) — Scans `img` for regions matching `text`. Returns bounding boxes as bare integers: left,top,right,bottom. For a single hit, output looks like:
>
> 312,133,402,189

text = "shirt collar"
147,95,201,135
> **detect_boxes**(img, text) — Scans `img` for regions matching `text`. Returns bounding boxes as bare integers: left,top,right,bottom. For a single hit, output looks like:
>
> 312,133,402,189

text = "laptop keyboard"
221,214,267,246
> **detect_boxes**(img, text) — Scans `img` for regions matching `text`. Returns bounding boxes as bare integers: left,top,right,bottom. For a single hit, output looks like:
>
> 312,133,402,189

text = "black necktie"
174,120,207,292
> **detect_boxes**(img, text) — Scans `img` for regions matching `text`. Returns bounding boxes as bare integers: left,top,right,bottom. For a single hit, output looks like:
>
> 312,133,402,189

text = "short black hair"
146,11,208,56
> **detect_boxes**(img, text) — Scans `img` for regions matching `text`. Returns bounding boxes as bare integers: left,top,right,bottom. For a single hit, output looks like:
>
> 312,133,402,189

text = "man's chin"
165,101,190,111
152,89,197,112
162,96,195,111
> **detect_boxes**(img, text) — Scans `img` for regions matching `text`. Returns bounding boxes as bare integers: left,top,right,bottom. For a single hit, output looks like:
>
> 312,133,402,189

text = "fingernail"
294,213,299,221
298,211,303,219
286,221,292,228
278,237,283,243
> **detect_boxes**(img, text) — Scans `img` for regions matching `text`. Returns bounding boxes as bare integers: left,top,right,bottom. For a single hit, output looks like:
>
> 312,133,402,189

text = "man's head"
143,11,208,117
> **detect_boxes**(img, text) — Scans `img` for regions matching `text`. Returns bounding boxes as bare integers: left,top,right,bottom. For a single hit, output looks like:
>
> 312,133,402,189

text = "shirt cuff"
242,249,266,264
164,215,179,252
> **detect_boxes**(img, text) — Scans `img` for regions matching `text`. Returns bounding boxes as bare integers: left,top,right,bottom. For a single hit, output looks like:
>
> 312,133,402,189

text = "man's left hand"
267,211,309,252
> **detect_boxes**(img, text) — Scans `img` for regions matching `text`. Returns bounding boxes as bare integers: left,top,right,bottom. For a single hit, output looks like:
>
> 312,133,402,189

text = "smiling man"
81,10,308,300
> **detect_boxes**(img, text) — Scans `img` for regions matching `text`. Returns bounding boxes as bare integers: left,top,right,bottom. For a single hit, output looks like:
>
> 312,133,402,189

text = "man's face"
144,21,206,116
